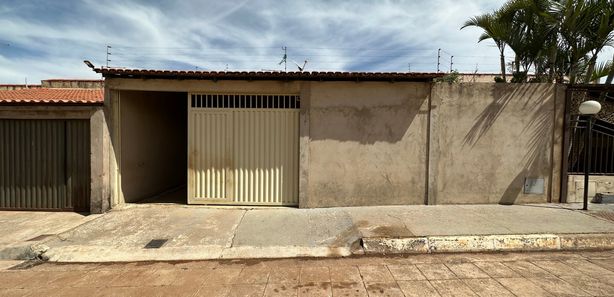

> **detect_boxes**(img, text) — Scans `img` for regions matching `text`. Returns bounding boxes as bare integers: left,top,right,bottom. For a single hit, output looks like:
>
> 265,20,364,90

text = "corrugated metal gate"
188,94,299,206
0,119,90,211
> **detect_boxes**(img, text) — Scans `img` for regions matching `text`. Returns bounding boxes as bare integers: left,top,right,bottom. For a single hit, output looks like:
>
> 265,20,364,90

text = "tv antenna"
278,46,287,72
292,60,308,72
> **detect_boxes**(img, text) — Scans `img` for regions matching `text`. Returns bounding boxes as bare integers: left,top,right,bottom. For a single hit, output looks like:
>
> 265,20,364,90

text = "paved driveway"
0,211,99,259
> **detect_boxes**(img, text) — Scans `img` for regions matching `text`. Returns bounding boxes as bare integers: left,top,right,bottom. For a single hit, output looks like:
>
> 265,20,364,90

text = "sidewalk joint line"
228,210,248,248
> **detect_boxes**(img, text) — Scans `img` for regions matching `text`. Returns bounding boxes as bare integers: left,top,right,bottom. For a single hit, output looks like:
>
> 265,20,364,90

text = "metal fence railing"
568,117,614,175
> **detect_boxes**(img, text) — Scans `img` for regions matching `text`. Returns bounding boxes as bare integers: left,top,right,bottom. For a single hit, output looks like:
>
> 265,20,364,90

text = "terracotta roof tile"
0,88,103,104
94,67,443,82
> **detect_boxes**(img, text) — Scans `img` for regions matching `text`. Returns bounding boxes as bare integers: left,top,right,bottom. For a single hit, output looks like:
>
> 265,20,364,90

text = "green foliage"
461,0,614,84
494,76,506,83
511,71,528,83
434,71,461,83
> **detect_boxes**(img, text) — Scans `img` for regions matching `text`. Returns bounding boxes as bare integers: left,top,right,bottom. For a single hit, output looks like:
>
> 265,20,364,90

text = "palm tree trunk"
500,50,507,82
548,46,557,83
598,53,614,101
584,52,599,83
605,53,614,85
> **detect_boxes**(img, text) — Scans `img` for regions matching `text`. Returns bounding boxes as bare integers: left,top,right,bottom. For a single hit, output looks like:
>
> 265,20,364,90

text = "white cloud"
0,0,535,83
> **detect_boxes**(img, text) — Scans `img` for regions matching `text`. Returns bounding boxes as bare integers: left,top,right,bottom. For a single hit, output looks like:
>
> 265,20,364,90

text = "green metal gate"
0,119,90,211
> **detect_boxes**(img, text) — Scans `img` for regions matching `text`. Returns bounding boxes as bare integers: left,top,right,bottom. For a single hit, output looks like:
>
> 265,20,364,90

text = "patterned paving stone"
3,251,614,296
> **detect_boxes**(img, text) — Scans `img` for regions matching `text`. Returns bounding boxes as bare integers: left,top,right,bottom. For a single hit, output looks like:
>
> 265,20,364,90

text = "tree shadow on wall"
461,84,554,205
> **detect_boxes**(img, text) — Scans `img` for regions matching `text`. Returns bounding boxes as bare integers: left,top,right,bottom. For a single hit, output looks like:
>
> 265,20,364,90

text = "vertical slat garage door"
0,119,90,211
188,94,299,206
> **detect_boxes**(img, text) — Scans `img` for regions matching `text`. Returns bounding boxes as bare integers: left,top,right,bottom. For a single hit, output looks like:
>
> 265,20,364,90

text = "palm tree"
461,13,509,82
582,0,614,83
462,0,614,84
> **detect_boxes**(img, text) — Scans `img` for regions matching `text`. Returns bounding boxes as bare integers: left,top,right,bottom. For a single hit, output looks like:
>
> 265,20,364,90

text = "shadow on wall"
309,92,427,145
462,84,554,205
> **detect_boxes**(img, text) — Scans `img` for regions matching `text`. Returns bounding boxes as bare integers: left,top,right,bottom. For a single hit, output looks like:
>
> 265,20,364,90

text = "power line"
111,45,438,51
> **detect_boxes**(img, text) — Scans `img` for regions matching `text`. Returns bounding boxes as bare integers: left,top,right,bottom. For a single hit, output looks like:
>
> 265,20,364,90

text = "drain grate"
144,239,168,249
26,234,55,241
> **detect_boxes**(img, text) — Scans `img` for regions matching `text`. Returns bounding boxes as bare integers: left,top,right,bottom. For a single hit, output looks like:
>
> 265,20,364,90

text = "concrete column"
105,88,123,207
427,83,441,205
550,84,567,202
90,108,110,213
298,82,311,208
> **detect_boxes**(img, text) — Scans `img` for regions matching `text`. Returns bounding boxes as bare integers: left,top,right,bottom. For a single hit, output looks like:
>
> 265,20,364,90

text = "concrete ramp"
224,208,361,259
43,205,362,262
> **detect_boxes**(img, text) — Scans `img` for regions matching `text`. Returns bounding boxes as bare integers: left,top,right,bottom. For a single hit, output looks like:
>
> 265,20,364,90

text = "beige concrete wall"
119,91,187,202
304,82,430,207
41,79,103,89
567,175,614,202
104,78,565,207
430,83,562,204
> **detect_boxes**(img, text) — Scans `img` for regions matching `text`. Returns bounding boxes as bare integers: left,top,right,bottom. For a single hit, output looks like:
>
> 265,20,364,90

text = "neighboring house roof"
0,84,42,90
0,88,104,104
91,65,443,82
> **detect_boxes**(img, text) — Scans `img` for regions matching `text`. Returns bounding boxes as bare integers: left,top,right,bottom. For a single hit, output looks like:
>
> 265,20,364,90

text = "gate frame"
186,92,301,206
560,84,614,203
0,105,101,212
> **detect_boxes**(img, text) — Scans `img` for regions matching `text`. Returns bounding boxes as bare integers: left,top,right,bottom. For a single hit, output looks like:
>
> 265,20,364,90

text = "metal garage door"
188,94,299,206
0,119,90,211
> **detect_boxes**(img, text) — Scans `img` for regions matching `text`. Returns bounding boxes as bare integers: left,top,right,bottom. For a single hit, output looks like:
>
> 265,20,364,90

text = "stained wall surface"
304,82,430,207
106,79,564,207
430,83,562,204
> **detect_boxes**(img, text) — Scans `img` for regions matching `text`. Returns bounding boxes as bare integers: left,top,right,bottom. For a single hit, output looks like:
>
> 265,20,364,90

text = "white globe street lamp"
579,100,602,115
578,100,602,210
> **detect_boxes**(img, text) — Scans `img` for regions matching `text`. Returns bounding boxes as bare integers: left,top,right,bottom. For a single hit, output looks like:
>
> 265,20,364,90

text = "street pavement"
1,250,614,296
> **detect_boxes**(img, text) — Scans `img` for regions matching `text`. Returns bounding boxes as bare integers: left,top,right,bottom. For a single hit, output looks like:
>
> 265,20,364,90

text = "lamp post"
578,100,602,210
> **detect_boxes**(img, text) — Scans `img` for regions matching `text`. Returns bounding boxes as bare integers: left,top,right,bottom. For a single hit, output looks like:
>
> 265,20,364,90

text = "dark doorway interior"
119,90,187,204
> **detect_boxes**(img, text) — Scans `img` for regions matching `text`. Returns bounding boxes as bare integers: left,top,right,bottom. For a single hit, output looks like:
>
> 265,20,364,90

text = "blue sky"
0,0,542,83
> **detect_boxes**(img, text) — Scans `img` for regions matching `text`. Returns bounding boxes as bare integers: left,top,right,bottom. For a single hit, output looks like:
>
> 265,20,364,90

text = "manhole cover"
144,239,168,249
26,234,55,241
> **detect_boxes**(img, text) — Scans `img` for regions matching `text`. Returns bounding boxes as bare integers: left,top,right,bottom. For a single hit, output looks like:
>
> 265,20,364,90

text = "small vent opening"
191,94,300,109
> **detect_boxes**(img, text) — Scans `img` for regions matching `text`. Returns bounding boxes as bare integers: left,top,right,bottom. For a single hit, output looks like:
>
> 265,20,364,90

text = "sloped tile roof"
0,88,103,105
94,67,443,82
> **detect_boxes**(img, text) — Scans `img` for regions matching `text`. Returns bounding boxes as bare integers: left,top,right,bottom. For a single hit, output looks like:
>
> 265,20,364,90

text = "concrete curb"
43,245,355,262
362,233,614,254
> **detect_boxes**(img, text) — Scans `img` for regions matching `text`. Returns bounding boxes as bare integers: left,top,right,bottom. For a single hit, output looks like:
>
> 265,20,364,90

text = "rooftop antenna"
437,48,441,73
278,46,287,72
25,77,28,88
106,45,112,68
408,63,411,72
292,59,308,72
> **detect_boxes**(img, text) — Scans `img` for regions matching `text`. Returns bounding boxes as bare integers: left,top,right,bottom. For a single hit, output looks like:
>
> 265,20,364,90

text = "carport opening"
120,90,187,204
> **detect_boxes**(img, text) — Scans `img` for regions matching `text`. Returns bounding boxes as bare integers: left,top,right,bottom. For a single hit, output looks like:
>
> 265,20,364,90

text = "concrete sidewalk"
4,203,614,262
0,211,100,260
